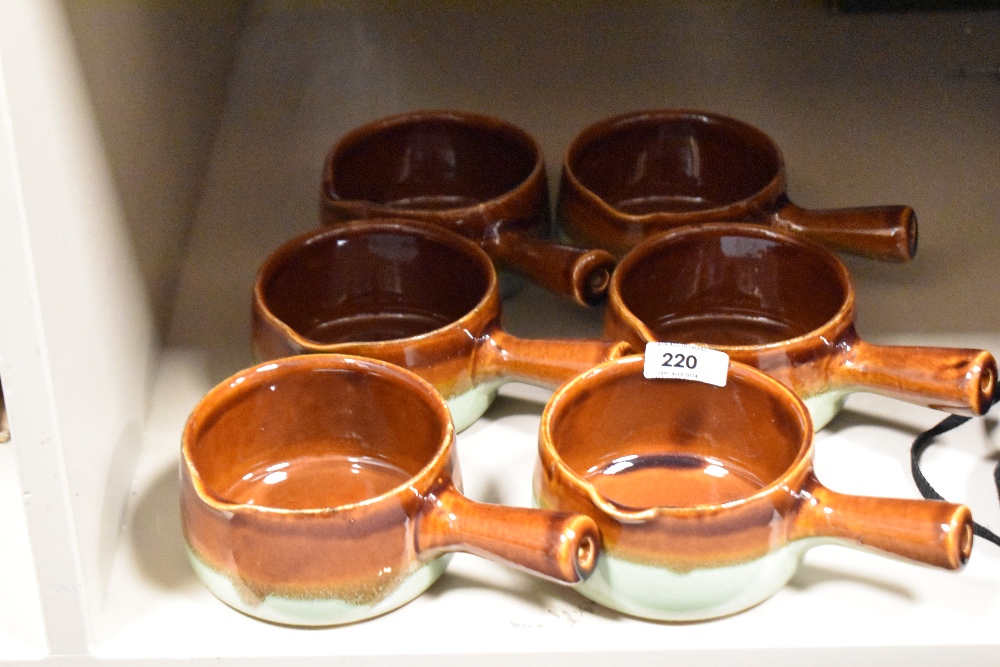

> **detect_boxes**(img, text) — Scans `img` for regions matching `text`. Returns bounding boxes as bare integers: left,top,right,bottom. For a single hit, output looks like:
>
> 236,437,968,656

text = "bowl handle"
833,339,996,417
414,481,599,584
788,473,973,570
473,325,631,388
768,197,917,262
483,229,616,307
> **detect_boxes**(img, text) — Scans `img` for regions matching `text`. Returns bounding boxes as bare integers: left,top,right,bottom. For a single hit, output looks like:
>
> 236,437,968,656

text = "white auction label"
642,342,729,387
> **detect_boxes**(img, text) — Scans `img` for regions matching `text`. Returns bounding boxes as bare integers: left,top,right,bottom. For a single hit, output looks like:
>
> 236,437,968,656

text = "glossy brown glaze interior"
186,358,444,512
615,225,847,347
568,111,781,216
548,360,807,511
261,222,491,347
537,357,813,570
328,113,538,210
182,355,453,605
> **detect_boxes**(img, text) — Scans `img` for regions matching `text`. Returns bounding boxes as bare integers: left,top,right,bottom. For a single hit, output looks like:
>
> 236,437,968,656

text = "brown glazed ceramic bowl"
558,109,917,261
252,219,629,432
536,355,972,621
605,223,996,430
321,110,615,306
182,354,599,626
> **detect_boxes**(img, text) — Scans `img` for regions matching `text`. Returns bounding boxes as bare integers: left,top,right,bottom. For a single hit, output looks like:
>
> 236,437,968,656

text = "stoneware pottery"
252,219,630,431
321,110,615,306
557,109,917,261
182,353,600,626
535,355,973,622
605,223,996,430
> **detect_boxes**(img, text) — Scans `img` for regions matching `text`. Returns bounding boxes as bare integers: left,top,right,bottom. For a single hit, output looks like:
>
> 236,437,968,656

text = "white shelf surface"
94,285,1000,665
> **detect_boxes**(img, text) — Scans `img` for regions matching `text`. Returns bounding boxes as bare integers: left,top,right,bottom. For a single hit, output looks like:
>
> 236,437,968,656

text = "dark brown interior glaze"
330,117,537,207
570,114,781,213
619,230,848,346
551,365,807,509
188,361,444,510
263,227,491,344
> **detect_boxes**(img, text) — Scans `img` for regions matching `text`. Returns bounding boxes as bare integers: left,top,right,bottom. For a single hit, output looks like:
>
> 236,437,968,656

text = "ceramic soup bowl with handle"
558,109,917,261
252,219,629,431
321,110,615,306
604,223,996,430
535,355,973,622
182,353,599,626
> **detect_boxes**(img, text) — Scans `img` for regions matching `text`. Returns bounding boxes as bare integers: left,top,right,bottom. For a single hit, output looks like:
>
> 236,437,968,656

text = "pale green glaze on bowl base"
186,546,451,626
445,380,502,432
803,389,850,431
576,540,822,622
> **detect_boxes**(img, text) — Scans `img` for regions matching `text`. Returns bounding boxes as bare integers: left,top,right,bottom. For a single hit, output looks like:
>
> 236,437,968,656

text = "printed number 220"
661,352,698,369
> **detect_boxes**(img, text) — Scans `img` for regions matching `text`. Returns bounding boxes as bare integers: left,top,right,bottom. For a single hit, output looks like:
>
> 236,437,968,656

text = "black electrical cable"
910,396,1000,547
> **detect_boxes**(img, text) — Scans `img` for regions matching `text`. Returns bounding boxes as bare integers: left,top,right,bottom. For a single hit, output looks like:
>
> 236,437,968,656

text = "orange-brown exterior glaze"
558,109,916,261
320,110,615,305
605,224,996,424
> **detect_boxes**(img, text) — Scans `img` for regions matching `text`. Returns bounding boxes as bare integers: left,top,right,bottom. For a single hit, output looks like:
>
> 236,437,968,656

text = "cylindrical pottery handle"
474,327,631,388
414,483,599,584
789,474,973,570
769,199,917,262
834,341,996,416
484,229,616,306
